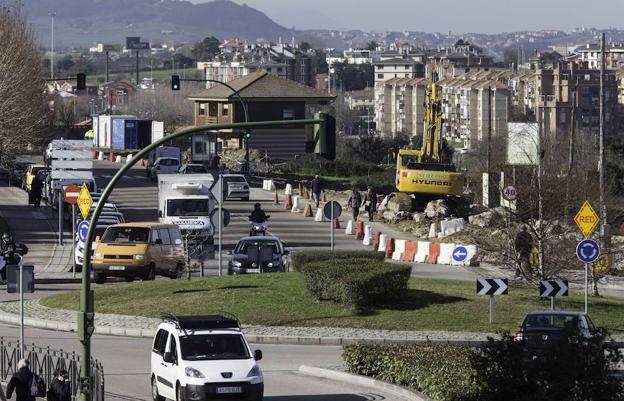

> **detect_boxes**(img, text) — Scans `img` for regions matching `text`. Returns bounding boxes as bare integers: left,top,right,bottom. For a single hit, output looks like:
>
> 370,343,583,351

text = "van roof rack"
161,312,241,332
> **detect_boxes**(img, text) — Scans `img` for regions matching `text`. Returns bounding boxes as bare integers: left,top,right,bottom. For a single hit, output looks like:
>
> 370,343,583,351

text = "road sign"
64,185,81,205
77,220,90,243
502,185,517,201
574,201,599,238
477,278,508,296
452,246,468,263
323,201,342,221
77,183,93,220
576,239,600,263
593,254,612,274
540,280,569,298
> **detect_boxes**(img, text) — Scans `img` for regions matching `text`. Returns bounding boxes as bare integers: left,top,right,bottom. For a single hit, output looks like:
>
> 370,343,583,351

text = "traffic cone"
355,221,365,240
333,219,341,229
303,203,313,217
284,194,293,210
274,190,279,205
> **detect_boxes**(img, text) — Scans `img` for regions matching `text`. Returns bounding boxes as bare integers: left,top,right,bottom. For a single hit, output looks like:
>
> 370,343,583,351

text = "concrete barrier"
285,183,293,195
345,220,355,235
97,151,104,160
115,155,122,163
437,243,456,265
465,245,478,266
362,225,374,246
392,239,406,261
425,242,440,264
428,222,438,239
125,154,133,164
291,195,301,213
377,234,388,253
401,241,418,262
355,221,365,240
414,241,430,263
315,208,328,222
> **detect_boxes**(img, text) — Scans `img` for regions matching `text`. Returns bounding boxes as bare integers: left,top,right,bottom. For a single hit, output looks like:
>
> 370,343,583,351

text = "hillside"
24,0,295,47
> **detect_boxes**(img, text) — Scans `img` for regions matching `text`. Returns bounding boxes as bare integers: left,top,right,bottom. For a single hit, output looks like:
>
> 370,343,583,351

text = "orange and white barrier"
115,155,122,163
345,220,355,235
362,225,374,246
97,151,105,160
315,208,328,222
125,154,133,164
355,221,365,240
285,184,293,195
392,239,406,261
377,234,388,253
425,242,440,264
384,238,395,259
414,241,430,263
401,241,418,262
437,243,456,265
291,195,301,213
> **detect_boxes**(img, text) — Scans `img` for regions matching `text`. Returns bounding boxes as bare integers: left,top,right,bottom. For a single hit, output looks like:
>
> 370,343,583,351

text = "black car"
227,236,290,275
515,310,598,345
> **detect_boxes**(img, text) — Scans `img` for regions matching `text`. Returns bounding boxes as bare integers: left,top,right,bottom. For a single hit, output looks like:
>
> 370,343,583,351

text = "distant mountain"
23,0,295,47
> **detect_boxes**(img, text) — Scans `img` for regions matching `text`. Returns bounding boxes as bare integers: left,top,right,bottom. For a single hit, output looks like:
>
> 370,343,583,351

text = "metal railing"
0,338,104,401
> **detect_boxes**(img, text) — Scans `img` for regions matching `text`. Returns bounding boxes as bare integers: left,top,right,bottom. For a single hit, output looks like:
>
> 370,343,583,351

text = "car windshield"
235,240,279,254
158,159,179,166
524,314,579,330
225,176,247,183
167,199,210,216
101,227,149,243
184,166,207,174
180,334,250,361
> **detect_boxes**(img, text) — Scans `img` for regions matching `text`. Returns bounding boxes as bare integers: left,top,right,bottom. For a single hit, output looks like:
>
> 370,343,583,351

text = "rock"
425,199,450,219
386,193,412,212
383,211,398,221
413,212,425,223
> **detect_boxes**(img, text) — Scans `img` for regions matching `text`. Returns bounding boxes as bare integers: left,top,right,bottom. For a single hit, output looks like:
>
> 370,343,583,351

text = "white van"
151,158,181,182
150,314,263,401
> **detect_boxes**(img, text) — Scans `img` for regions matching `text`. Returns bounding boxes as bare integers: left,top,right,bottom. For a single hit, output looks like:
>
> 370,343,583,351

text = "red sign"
64,185,81,205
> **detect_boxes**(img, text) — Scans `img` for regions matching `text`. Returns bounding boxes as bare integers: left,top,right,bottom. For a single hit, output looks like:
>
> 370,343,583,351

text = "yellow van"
93,222,185,284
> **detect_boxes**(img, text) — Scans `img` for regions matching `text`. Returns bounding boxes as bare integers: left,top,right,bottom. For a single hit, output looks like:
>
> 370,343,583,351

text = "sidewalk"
0,184,73,275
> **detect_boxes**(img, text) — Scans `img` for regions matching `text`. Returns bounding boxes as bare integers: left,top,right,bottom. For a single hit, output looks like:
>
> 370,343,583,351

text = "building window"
283,108,295,120
405,65,410,69
208,103,218,117
222,104,229,117
377,74,384,79
198,103,206,116
277,67,283,73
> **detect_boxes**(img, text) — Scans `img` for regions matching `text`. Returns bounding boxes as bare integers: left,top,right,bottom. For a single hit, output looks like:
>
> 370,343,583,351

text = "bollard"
333,219,341,229
345,220,355,235
285,184,293,195
291,195,301,213
373,232,382,251
362,225,374,246
355,221,365,240
284,194,293,210
303,203,313,217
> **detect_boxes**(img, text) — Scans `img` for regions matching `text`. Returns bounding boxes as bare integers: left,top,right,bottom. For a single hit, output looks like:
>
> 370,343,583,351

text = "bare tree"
117,88,194,133
0,4,49,163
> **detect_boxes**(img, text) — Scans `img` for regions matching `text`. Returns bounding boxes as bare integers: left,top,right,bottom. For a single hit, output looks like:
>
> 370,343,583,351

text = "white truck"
147,146,180,178
157,174,218,254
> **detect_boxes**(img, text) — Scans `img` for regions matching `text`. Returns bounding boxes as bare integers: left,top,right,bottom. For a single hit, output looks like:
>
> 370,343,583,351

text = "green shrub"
291,250,384,272
343,343,479,401
300,257,411,311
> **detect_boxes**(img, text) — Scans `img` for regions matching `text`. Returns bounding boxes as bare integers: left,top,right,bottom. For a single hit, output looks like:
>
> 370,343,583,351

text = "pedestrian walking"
311,175,324,208
514,225,533,277
46,370,70,401
347,188,362,222
7,359,45,401
30,173,43,208
364,186,377,221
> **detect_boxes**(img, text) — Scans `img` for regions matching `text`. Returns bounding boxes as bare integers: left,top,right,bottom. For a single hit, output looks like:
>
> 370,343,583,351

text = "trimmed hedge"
291,250,384,272
343,343,478,401
299,257,410,310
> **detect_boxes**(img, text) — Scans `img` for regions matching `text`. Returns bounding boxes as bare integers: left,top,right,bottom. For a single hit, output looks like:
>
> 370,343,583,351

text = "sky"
190,0,622,33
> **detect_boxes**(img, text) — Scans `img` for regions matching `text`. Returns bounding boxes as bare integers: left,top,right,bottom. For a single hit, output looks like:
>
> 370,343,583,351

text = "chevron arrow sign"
539,280,568,298
476,278,508,296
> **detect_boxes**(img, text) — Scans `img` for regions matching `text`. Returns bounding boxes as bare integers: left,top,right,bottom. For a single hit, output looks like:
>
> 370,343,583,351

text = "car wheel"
144,265,156,281
253,385,264,401
171,263,184,279
151,376,165,401
176,384,185,401
94,273,106,284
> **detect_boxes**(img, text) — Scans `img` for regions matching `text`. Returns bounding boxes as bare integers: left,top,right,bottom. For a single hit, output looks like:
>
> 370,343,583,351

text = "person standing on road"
363,186,377,222
30,173,43,208
311,175,323,208
46,369,70,401
514,225,533,277
7,359,37,401
347,188,362,222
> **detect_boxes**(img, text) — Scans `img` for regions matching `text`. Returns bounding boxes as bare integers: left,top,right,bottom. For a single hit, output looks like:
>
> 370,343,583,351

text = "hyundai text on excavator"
395,72,465,209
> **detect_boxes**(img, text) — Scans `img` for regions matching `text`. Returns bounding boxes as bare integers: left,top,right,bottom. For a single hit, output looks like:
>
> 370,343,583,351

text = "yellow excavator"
395,72,464,204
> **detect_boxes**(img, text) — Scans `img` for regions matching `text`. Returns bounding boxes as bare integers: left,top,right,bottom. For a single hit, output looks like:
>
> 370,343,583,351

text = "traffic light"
243,129,251,140
313,112,336,160
171,75,180,91
76,73,86,90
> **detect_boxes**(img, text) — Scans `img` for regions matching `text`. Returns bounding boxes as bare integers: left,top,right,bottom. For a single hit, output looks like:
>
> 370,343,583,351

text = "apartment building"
537,61,618,137
427,40,495,79
576,43,624,69
383,77,426,138
344,89,374,110
373,58,425,136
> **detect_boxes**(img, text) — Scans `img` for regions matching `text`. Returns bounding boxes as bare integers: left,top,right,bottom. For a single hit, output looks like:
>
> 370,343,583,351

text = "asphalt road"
0,323,397,401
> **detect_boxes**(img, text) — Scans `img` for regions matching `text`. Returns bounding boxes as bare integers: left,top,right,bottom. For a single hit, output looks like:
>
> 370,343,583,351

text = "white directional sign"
539,280,568,298
476,278,508,296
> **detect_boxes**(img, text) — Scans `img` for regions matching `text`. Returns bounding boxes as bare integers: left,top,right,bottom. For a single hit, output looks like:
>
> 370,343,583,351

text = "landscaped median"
37,250,624,334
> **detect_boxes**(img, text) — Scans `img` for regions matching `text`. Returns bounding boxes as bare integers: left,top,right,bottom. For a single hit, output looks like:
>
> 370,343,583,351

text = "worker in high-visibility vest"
84,129,94,139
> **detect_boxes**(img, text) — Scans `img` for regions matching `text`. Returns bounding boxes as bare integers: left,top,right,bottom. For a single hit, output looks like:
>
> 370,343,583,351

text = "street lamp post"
49,12,56,80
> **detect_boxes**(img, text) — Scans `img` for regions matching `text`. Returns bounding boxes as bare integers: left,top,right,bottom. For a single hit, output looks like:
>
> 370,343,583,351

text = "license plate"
246,268,260,273
216,386,242,394
109,266,125,271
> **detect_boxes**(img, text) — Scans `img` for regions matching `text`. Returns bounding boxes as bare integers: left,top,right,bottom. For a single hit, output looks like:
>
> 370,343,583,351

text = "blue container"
112,118,126,149
124,120,138,149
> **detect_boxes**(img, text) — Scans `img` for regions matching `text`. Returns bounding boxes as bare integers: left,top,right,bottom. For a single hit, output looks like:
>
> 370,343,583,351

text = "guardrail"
0,338,104,401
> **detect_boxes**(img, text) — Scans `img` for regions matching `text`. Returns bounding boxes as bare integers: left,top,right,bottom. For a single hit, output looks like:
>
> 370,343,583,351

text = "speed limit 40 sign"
502,185,517,202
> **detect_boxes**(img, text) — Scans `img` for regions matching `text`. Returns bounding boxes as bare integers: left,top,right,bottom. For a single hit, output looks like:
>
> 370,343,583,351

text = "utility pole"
595,32,607,296
564,79,578,225
49,12,56,80
537,107,544,278
136,51,140,86
105,51,109,83
486,86,492,174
